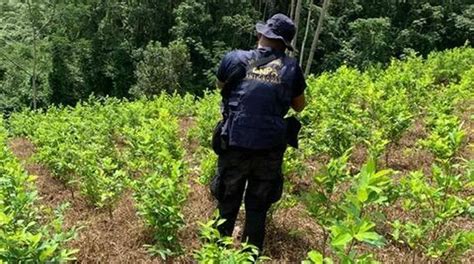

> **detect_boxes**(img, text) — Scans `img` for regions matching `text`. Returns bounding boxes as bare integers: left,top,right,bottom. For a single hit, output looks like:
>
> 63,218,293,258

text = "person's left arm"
291,94,305,112
290,64,307,112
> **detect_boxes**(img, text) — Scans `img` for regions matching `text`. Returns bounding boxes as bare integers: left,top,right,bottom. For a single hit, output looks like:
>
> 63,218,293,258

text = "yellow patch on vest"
245,59,283,84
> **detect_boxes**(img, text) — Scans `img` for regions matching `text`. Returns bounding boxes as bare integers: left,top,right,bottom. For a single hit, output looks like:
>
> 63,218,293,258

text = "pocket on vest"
230,114,286,148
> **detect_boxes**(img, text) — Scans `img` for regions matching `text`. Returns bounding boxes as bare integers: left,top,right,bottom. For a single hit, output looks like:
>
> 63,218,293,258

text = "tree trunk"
304,0,331,77
290,0,296,19
263,0,268,20
290,0,303,57
299,1,313,66
26,0,37,110
25,0,55,110
32,31,37,110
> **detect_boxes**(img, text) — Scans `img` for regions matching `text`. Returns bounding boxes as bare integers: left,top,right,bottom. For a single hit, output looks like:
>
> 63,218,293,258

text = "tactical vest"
222,48,296,150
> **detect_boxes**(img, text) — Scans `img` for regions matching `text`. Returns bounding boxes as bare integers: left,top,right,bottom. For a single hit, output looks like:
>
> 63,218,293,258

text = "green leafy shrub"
197,147,218,185
305,154,392,262
420,95,466,163
0,120,77,262
121,107,188,258
301,67,368,157
189,90,221,148
392,166,472,262
134,172,187,259
194,218,267,264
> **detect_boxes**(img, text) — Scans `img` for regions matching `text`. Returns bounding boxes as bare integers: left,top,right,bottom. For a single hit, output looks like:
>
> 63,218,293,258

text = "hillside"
1,47,473,263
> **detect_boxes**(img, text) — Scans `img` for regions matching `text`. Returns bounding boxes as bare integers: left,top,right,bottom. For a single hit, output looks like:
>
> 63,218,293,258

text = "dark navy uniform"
212,46,306,250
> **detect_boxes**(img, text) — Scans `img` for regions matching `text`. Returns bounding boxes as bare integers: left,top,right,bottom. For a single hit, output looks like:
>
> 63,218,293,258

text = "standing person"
211,14,306,252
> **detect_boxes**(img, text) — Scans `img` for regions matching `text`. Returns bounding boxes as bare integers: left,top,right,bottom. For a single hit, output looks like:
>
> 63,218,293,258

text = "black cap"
256,13,296,51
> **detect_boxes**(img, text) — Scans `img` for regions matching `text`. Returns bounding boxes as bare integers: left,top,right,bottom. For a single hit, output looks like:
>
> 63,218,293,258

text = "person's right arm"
216,80,225,90
216,51,245,90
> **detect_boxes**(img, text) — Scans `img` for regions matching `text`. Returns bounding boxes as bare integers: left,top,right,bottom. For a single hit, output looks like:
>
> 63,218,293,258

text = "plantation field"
1,48,473,263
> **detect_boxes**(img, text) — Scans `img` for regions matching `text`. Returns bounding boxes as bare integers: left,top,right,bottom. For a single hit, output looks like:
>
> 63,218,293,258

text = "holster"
285,116,302,149
212,120,228,155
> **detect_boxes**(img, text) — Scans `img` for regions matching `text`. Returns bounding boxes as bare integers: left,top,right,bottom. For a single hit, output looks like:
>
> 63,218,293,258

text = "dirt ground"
7,110,473,263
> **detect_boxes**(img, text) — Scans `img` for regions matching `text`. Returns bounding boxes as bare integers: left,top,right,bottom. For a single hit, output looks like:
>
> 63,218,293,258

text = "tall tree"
290,0,296,19
130,40,191,97
1,0,473,110
299,0,313,66
290,0,303,57
304,0,330,77
26,0,56,109
345,18,393,68
0,0,55,111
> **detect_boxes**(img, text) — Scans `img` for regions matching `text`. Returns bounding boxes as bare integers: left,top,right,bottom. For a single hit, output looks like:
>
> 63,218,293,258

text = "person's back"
217,46,305,150
211,13,306,252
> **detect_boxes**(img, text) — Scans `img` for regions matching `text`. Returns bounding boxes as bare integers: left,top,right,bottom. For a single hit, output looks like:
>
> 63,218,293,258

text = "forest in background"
0,0,473,112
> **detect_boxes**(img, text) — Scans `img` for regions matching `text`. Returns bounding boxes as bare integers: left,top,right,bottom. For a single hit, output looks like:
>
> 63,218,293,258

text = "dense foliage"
0,119,76,262
3,47,473,262
8,94,191,258
1,0,472,111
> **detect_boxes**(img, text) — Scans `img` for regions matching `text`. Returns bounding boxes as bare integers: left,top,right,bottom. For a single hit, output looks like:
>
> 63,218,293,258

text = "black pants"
210,148,284,250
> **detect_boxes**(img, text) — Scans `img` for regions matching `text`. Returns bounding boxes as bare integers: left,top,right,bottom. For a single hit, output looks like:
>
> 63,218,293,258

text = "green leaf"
29,232,42,247
39,244,58,262
363,158,376,175
357,187,368,202
0,212,11,225
355,231,385,247
307,250,323,264
331,233,353,248
324,258,335,264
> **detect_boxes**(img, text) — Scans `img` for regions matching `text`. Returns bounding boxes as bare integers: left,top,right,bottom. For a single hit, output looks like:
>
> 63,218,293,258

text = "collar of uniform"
256,46,285,57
